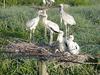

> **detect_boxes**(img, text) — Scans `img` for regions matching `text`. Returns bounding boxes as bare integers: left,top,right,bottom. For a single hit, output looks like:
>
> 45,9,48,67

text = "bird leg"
64,22,68,37
67,25,69,36
60,16,63,26
29,29,35,43
32,29,35,42
29,30,32,43
44,27,47,39
65,24,68,37
49,31,53,45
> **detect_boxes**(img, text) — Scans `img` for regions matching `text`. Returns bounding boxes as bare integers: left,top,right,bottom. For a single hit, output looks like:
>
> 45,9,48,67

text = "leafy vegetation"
0,1,100,75
0,0,100,7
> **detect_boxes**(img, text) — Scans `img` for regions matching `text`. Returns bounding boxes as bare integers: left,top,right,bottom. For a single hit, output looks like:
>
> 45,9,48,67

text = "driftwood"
0,42,99,64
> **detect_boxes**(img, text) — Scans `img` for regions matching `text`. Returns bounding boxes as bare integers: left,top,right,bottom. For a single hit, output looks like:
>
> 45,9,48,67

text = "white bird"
26,10,42,42
65,35,80,55
57,30,65,52
41,11,60,45
59,4,76,36
39,9,48,38
43,0,55,6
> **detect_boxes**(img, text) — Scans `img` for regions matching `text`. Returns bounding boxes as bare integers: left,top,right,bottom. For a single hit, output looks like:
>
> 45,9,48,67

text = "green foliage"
0,59,99,75
48,63,98,75
66,0,91,6
0,59,38,75
0,0,99,7
6,0,17,6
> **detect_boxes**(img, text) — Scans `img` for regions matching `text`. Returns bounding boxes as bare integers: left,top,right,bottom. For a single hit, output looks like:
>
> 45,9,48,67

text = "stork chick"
65,35,80,55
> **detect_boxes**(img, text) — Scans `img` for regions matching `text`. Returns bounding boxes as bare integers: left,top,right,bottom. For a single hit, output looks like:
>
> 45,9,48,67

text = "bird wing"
74,42,80,50
62,12,76,25
26,17,39,29
46,20,60,33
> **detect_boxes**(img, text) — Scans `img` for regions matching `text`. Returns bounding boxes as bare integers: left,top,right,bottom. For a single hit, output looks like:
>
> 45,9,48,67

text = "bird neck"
43,17,47,23
37,15,40,18
60,7,64,13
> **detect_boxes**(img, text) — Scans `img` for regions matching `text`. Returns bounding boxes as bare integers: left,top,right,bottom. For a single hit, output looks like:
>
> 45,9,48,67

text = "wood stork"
41,11,60,45
43,0,55,6
39,9,48,38
65,35,80,55
57,30,65,52
26,10,42,42
59,4,76,36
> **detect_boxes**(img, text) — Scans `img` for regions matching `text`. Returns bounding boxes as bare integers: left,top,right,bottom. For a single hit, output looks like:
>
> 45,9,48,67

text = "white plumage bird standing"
59,4,76,36
41,10,60,45
26,10,42,42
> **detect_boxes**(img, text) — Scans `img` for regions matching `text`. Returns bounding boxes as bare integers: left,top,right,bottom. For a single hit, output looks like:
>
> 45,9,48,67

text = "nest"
5,42,94,63
6,42,50,56
58,53,89,63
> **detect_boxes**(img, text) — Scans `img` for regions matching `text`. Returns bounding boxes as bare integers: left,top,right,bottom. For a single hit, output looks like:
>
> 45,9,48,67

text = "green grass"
0,5,100,75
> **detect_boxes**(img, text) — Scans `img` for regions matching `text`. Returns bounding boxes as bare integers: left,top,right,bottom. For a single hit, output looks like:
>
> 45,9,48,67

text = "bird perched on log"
41,10,60,45
26,10,43,42
59,4,76,36
43,0,55,7
65,35,80,55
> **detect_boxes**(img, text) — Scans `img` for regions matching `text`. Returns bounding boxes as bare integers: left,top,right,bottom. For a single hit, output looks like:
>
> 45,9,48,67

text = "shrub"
66,0,92,6
0,0,99,7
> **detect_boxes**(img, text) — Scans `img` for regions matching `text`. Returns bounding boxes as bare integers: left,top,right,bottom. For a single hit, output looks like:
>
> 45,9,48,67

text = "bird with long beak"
26,10,43,42
59,4,76,36
41,10,60,45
